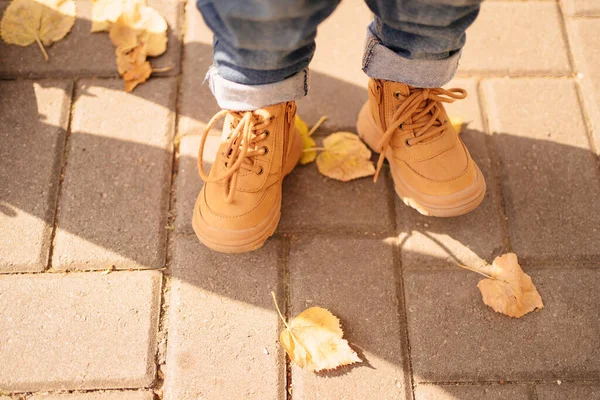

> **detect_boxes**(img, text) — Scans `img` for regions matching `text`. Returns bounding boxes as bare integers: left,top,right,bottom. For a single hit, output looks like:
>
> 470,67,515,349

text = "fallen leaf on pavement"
460,253,544,318
115,43,152,92
450,116,463,135
272,292,361,372
316,132,375,181
0,0,76,61
92,0,167,91
296,115,317,165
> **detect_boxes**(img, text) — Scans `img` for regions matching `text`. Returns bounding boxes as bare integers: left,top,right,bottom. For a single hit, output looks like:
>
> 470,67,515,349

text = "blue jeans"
196,0,482,110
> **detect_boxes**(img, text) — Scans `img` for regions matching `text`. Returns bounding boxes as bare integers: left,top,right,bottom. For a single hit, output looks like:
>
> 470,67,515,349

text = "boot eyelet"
257,166,264,175
263,130,270,138
262,146,269,155
224,161,228,167
405,138,412,147
398,123,404,130
394,91,402,99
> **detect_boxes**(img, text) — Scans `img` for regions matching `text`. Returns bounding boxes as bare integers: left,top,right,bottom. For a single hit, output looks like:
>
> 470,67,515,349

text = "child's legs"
363,0,482,87
196,0,341,110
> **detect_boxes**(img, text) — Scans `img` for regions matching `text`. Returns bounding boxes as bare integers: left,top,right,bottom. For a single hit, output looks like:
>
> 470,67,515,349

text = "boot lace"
374,87,467,181
197,109,274,203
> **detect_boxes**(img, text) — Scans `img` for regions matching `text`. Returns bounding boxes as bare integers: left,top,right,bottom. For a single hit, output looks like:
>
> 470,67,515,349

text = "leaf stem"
456,263,493,279
34,35,49,61
308,116,328,137
302,147,326,152
271,291,291,330
152,65,174,73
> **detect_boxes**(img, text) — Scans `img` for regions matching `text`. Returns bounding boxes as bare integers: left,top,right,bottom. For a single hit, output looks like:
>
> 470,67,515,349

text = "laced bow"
197,109,273,203
373,87,467,181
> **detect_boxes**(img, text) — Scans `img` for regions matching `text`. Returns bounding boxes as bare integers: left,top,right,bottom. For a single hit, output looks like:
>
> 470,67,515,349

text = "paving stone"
30,391,155,400
52,78,176,270
0,0,181,78
562,0,600,16
414,384,530,400
288,237,409,400
482,78,600,262
567,20,600,151
164,234,284,400
398,79,505,270
404,268,600,382
460,2,571,75
173,135,220,234
297,0,371,134
0,271,162,391
537,383,600,399
0,81,72,273
177,0,220,138
280,157,393,234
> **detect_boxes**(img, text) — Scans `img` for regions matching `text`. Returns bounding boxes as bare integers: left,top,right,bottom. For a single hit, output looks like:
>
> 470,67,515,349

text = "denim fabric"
196,0,482,110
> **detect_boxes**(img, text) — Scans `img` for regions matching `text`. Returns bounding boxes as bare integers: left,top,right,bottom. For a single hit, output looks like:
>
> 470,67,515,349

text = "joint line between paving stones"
531,384,539,400
280,235,293,400
555,0,600,177
386,171,416,400
45,79,77,272
418,378,600,385
476,78,513,254
153,3,188,397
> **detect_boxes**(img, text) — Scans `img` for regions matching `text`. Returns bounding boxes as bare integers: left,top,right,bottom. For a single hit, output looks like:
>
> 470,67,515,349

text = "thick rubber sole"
192,131,303,253
357,102,486,217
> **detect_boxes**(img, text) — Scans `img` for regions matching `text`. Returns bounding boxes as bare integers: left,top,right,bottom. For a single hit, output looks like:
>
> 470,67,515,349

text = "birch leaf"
272,292,361,372
473,253,544,318
316,132,375,181
1,0,76,60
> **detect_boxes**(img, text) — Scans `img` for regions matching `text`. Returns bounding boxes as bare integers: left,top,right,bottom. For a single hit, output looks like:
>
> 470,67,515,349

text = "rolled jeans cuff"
362,30,461,88
207,66,309,111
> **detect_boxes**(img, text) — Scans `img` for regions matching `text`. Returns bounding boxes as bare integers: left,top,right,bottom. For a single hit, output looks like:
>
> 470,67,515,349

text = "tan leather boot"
193,101,301,253
357,79,486,217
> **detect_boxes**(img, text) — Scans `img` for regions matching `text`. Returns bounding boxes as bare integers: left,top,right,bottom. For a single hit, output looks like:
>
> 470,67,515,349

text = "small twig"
302,147,326,152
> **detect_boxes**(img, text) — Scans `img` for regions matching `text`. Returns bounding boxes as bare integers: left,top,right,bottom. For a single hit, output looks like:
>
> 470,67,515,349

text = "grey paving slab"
177,0,220,138
563,0,600,16
173,135,220,234
460,2,571,75
279,159,393,234
30,391,155,400
567,19,600,152
0,271,162,392
0,80,72,273
164,234,284,400
288,237,408,400
482,78,600,262
414,384,530,400
404,268,600,382
52,78,176,270
398,79,505,270
297,0,370,134
0,0,181,78
537,383,600,399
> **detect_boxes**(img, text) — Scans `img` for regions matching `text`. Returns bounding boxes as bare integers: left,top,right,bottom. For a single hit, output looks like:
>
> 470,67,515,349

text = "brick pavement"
1,0,599,399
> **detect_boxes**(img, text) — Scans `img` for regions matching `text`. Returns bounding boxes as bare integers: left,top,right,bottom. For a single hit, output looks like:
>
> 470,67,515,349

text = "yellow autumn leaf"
462,253,543,318
0,0,76,61
115,43,151,92
272,292,361,372
316,132,375,181
296,115,317,165
450,116,463,135
90,0,124,32
137,5,167,56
